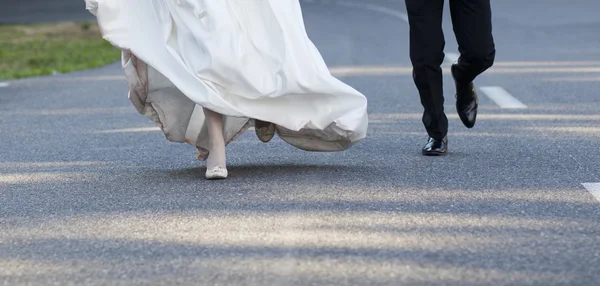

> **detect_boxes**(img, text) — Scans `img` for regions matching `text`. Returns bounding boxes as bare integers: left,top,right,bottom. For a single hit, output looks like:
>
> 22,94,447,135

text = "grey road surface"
1,0,600,285
0,0,93,24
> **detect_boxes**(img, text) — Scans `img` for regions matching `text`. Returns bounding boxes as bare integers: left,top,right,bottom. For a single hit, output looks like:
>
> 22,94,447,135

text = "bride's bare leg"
203,108,228,179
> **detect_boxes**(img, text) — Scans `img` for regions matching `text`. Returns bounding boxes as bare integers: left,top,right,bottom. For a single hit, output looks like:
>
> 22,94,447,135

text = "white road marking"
541,76,600,82
582,183,600,203
444,52,460,65
93,127,160,133
0,82,10,87
480,86,527,109
336,2,408,22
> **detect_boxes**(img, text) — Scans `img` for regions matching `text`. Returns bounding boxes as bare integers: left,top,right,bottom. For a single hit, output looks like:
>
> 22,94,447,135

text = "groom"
405,0,496,155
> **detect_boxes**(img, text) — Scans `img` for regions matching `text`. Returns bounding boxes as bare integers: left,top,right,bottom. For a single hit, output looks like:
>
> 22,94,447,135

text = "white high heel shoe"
205,166,228,180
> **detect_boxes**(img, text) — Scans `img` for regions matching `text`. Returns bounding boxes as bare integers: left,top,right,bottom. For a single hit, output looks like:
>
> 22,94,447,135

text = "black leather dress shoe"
452,64,478,128
422,137,447,156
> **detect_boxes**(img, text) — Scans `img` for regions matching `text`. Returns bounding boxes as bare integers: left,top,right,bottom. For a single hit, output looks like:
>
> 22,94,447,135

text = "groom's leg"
449,0,496,84
405,0,447,140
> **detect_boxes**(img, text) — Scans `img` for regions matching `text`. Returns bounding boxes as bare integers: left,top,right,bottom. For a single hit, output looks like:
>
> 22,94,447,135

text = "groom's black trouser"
405,0,496,140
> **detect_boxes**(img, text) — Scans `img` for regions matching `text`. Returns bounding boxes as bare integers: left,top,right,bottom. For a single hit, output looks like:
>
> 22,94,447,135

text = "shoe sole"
256,127,275,143
452,65,478,129
205,176,227,180
457,108,477,128
205,168,228,180
422,151,447,156
255,121,276,143
457,94,478,129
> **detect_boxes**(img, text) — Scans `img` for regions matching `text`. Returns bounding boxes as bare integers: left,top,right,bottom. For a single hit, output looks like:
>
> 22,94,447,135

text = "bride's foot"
203,108,228,180
255,120,275,143
205,139,227,180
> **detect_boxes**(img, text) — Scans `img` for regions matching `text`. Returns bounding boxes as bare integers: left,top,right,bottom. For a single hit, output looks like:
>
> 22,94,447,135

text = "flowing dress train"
85,0,368,160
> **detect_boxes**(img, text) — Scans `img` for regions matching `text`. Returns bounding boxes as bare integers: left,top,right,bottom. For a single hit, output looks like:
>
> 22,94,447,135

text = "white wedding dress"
85,0,368,160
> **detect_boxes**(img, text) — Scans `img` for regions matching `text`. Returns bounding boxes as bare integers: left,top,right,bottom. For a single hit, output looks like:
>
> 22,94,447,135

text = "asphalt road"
1,0,600,285
0,0,93,24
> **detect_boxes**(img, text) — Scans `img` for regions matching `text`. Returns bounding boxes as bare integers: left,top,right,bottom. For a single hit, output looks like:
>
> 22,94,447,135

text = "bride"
85,0,368,180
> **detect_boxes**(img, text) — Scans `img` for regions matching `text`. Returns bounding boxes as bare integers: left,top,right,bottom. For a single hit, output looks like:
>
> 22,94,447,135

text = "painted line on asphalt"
444,52,459,65
480,86,527,109
91,127,160,134
0,82,10,87
540,76,600,82
336,1,408,22
582,183,600,203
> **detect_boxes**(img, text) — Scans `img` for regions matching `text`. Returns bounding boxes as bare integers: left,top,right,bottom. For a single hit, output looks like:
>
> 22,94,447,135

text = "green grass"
0,22,121,80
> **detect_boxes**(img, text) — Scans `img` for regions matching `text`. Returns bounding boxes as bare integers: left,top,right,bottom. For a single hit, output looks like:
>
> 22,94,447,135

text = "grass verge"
0,21,120,80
